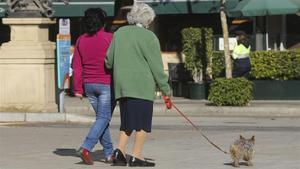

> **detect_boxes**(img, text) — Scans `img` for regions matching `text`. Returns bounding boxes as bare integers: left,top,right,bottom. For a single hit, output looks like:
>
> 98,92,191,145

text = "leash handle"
172,103,228,154
163,96,172,109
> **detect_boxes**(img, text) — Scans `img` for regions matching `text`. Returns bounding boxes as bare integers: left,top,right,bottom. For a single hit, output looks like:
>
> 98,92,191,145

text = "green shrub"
212,51,225,78
208,78,253,106
250,51,300,80
182,28,202,82
211,50,300,80
202,28,214,78
181,27,213,83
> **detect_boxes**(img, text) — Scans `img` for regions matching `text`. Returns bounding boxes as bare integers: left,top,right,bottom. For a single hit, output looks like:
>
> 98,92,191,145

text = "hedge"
250,51,300,80
211,50,300,80
208,78,253,106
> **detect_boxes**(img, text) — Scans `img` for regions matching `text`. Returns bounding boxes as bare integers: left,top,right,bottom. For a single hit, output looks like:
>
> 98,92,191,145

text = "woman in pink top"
72,8,114,165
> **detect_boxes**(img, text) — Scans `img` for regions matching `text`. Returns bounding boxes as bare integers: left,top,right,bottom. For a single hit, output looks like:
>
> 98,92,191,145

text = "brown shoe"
79,148,93,165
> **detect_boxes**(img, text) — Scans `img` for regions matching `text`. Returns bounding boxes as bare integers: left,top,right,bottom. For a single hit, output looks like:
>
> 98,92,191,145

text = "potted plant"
181,27,213,99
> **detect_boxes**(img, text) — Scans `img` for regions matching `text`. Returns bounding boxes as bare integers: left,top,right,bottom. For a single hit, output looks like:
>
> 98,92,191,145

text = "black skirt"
119,97,154,133
233,57,251,78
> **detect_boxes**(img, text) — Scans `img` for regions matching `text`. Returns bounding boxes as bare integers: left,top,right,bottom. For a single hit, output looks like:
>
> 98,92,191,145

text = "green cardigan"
105,25,171,101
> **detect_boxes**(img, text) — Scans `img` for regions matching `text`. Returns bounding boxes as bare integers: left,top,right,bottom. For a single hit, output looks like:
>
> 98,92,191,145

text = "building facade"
0,0,299,112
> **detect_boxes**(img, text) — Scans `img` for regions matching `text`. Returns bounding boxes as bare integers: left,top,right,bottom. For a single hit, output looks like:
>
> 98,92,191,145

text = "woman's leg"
99,126,113,158
97,85,114,158
117,131,132,155
117,98,131,155
81,84,113,156
132,130,147,159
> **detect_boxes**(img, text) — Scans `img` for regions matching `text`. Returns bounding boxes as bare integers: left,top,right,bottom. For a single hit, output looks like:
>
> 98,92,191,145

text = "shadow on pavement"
53,148,78,157
224,162,250,167
53,148,107,163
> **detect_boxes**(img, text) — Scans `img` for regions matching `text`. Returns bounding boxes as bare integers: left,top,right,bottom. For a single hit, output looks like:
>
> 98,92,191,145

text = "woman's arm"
72,38,84,94
144,35,171,97
105,35,116,70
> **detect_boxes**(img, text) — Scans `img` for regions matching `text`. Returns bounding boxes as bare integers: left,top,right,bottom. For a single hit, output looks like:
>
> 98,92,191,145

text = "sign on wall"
219,37,237,51
59,18,70,35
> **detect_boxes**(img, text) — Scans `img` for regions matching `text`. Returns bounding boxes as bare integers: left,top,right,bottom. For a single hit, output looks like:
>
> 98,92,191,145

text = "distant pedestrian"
72,7,114,165
67,45,75,96
105,3,172,167
232,31,252,78
69,45,74,78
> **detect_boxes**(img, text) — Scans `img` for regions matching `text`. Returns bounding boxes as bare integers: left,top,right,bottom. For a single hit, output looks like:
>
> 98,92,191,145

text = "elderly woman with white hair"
105,3,172,167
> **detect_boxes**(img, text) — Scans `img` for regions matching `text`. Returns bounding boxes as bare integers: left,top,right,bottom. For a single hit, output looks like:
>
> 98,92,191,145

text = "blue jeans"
81,83,114,158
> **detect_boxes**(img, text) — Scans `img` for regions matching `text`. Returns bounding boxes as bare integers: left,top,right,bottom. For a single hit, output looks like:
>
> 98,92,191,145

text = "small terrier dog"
230,135,255,167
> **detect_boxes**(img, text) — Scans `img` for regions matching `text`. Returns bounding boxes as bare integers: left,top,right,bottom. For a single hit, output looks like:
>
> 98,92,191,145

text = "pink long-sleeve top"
72,29,113,94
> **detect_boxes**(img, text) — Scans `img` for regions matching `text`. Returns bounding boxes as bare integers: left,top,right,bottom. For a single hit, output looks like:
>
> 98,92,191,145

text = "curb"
0,112,94,123
1,99,300,122
1,105,300,122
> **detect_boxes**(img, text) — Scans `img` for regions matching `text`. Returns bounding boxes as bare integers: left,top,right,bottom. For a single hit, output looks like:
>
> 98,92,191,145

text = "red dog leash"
168,100,228,154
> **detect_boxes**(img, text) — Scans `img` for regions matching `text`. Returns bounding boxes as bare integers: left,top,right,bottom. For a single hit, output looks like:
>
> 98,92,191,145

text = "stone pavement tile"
0,112,25,122
0,117,299,169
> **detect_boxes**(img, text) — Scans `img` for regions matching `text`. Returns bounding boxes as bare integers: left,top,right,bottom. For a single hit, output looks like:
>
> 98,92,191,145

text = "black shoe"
111,149,127,166
100,156,113,164
128,156,155,167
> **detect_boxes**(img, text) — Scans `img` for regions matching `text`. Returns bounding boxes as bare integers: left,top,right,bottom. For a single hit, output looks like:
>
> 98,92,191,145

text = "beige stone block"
10,25,49,42
2,18,56,42
0,42,55,59
0,18,57,112
0,64,56,112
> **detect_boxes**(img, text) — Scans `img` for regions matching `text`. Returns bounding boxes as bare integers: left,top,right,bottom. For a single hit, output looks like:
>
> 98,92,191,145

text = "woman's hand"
75,93,83,100
163,96,172,109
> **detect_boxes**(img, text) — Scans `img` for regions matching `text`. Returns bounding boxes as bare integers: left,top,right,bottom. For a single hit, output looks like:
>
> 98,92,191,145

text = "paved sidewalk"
1,117,299,169
1,96,300,122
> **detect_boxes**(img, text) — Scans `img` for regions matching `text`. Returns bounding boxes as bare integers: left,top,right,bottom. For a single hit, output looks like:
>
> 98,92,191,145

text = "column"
0,18,57,112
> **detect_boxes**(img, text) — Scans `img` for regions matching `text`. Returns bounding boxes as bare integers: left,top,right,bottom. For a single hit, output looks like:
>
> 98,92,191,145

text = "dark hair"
83,8,107,36
235,31,251,48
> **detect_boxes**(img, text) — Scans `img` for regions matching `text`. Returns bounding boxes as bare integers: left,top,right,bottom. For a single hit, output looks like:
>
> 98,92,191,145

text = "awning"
52,0,114,17
53,0,239,16
0,0,240,17
138,0,239,15
230,0,300,17
0,0,115,17
0,1,6,17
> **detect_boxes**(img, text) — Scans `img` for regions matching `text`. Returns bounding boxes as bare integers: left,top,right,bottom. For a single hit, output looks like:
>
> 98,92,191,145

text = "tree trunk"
220,0,232,79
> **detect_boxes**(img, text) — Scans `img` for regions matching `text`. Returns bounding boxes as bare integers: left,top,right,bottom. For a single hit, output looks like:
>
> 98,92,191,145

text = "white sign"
59,18,70,35
219,37,237,51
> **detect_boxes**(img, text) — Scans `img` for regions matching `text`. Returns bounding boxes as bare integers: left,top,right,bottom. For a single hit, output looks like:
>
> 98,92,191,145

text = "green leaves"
182,28,201,78
212,51,226,78
211,50,300,80
181,27,213,83
208,78,253,106
250,51,300,80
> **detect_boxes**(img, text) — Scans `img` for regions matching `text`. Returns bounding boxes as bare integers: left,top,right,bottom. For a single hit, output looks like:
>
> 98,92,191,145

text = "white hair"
127,3,156,28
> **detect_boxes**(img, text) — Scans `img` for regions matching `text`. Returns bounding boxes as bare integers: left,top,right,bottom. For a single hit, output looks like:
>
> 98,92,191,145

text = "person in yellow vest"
232,31,251,78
